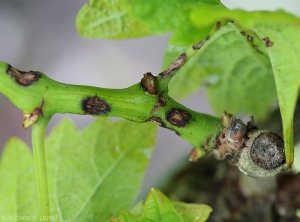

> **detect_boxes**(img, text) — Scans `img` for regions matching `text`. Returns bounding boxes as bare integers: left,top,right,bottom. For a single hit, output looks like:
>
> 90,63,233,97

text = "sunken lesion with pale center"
192,36,210,50
165,108,192,128
82,96,110,115
159,53,187,78
140,72,158,95
6,64,42,86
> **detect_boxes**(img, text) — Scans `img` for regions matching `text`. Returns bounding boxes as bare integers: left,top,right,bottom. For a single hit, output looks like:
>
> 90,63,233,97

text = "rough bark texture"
162,99,300,222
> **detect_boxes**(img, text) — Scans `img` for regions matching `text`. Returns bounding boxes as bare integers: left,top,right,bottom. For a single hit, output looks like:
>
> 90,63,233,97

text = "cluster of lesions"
140,24,226,130
213,111,286,177
240,30,274,54
139,31,217,129
5,64,45,128
80,48,187,117
140,71,193,130
139,37,210,129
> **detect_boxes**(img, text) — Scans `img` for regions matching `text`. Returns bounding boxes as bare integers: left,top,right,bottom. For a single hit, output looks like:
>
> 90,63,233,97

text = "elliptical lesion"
6,64,42,86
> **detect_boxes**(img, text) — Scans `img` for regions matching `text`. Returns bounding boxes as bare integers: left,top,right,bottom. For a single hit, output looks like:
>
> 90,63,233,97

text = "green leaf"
0,119,156,220
0,137,38,217
130,201,144,216
168,22,277,120
76,0,150,39
104,216,125,222
127,0,223,45
190,6,299,30
119,210,139,221
190,6,300,166
102,211,139,222
112,189,212,222
76,0,225,44
172,202,212,222
252,23,300,167
139,188,183,222
45,118,157,221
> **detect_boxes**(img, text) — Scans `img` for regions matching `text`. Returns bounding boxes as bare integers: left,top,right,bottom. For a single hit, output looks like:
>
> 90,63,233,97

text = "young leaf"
172,202,212,222
45,118,157,221
190,6,299,31
0,138,38,217
190,6,300,166
76,0,150,39
119,210,139,221
77,0,226,44
111,189,212,222
101,211,139,222
127,0,223,45
252,23,300,167
130,200,144,216
138,188,183,222
167,22,277,120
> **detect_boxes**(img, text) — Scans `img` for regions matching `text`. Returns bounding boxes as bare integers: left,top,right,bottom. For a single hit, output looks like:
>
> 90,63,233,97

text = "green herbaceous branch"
31,116,51,217
0,66,221,149
0,37,221,151
75,0,300,169
1,0,299,219
0,38,222,216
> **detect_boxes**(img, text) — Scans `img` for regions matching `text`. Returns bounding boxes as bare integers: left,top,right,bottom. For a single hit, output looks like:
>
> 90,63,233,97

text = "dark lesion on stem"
146,116,166,128
189,148,200,162
140,72,158,95
158,92,166,107
262,37,274,47
6,64,42,86
152,92,167,114
166,108,192,128
213,112,254,164
22,99,44,129
201,136,212,153
214,21,222,31
146,116,181,136
192,36,210,50
158,34,210,82
82,96,110,115
159,53,187,78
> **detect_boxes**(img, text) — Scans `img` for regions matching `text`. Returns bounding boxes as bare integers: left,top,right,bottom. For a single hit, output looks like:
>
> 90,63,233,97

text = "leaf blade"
46,118,157,221
189,6,300,165
167,22,277,120
252,24,300,166
172,201,212,222
127,0,222,45
76,0,150,39
0,137,38,217
140,188,183,222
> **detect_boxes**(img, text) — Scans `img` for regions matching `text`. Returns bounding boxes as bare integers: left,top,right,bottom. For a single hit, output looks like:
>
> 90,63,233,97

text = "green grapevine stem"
0,37,222,150
0,36,222,215
32,116,52,217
